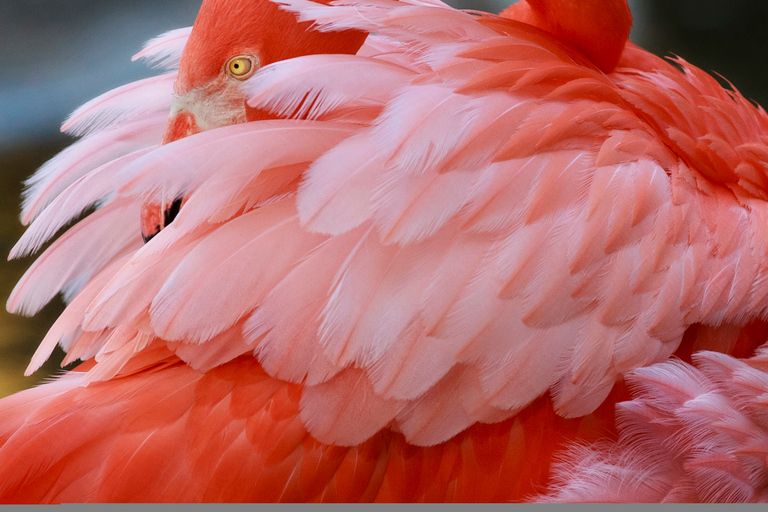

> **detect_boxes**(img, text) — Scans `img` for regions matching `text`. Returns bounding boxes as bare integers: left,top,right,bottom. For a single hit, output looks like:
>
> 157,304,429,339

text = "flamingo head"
141,0,367,241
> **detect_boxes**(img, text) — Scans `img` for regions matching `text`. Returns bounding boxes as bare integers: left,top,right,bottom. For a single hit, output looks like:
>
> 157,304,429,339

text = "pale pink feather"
131,26,192,70
10,0,768,458
60,74,176,137
539,350,768,502
13,147,152,257
243,54,415,121
7,200,142,316
20,118,163,226
148,199,326,343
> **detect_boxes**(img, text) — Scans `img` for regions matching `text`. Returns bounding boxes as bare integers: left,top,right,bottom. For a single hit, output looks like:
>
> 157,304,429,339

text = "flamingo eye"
225,54,258,80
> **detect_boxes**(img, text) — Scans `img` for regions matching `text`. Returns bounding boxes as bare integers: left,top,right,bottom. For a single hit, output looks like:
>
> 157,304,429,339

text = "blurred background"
1,0,767,397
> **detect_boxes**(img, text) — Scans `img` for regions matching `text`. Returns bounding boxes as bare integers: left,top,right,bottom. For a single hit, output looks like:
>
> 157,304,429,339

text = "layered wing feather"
9,2,764,444
8,0,768,485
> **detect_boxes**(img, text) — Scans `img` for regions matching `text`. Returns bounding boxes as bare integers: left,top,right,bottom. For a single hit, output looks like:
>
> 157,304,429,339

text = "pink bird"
2,0,768,502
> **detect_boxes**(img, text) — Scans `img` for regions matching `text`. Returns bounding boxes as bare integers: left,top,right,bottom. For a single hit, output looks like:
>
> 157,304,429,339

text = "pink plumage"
541,349,768,502
1,0,768,503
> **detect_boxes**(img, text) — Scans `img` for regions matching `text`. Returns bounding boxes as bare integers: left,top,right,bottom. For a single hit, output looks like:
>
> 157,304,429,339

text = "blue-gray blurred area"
0,0,767,395
0,0,202,149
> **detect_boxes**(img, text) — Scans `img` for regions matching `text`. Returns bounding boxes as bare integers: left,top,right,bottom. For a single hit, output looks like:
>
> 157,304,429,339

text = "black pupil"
234,63,240,69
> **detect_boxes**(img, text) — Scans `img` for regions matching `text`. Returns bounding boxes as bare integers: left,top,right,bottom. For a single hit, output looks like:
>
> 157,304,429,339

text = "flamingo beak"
140,105,201,242
161,109,202,145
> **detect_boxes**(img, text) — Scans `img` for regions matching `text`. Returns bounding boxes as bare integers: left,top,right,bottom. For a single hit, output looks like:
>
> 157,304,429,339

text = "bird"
1,0,768,502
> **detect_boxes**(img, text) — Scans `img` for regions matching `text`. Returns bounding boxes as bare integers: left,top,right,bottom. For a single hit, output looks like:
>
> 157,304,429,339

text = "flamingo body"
0,355,623,502
2,0,768,502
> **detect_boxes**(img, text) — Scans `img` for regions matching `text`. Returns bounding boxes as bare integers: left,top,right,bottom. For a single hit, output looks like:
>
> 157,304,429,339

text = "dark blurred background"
1,0,767,397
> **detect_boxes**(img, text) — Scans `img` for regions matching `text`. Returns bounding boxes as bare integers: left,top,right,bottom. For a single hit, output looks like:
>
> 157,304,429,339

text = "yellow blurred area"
0,143,69,398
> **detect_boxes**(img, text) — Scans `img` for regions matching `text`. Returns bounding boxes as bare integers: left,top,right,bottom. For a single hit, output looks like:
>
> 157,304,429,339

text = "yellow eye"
225,55,258,80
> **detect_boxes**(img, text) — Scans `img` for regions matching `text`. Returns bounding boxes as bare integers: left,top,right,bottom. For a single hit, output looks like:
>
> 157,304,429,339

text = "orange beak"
139,109,201,242
161,110,202,145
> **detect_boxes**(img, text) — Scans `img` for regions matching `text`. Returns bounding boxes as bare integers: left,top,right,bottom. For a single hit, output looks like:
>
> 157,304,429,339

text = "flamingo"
2,0,768,502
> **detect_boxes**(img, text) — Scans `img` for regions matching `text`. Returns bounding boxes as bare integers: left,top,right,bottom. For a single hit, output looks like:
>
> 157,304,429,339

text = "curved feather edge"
61,73,175,137
273,0,497,40
12,0,768,454
7,200,142,316
131,27,192,70
20,115,164,226
243,54,415,121
537,351,768,503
